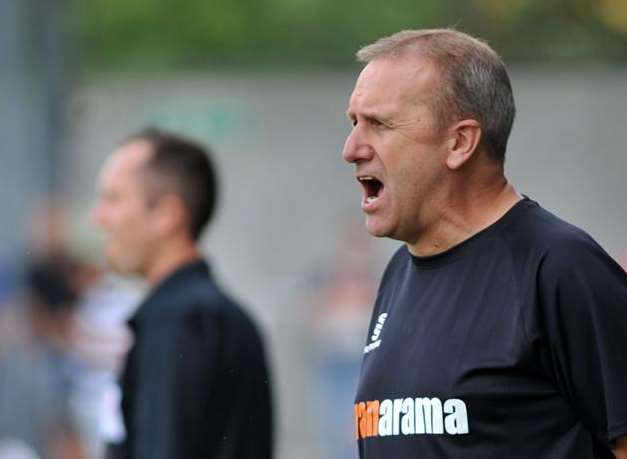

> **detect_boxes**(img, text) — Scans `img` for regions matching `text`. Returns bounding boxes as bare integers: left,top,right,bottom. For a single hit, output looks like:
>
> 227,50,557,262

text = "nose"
342,124,373,164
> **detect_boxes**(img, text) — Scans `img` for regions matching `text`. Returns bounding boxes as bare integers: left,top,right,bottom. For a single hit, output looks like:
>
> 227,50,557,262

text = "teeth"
359,176,375,181
366,196,377,203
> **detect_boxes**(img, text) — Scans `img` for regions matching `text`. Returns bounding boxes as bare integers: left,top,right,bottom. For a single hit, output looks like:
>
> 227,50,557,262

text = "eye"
368,117,387,129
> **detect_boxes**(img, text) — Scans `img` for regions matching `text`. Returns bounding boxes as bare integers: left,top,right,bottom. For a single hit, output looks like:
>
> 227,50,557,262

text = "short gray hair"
357,29,516,162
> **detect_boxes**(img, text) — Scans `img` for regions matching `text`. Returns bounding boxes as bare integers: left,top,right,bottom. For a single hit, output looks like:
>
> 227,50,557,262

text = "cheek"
385,147,420,190
107,204,149,240
107,211,132,236
390,157,437,211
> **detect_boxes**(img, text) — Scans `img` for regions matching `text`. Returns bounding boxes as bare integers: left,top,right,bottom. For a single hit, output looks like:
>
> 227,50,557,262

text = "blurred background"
1,0,626,458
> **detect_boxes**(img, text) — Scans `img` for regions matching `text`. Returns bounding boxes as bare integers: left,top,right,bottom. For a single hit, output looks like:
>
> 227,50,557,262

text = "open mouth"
358,176,384,203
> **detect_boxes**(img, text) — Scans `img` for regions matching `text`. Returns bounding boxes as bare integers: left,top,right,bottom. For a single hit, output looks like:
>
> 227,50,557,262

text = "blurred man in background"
92,128,273,459
343,29,627,458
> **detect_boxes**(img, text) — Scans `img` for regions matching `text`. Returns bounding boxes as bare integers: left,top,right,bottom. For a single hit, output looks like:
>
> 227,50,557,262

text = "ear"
445,119,482,170
153,193,187,236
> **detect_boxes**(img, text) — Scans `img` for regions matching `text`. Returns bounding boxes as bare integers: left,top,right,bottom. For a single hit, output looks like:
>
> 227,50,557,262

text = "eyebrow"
347,109,394,125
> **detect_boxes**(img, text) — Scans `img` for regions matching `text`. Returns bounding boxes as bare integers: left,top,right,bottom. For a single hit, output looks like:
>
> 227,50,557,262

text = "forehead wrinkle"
351,59,440,123
350,91,433,134
348,87,398,120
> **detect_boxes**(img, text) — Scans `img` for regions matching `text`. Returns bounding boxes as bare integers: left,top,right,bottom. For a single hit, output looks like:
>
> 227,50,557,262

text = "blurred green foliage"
77,0,627,70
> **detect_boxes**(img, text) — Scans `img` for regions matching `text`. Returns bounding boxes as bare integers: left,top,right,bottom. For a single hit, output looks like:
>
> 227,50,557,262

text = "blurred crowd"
0,199,140,459
305,220,378,459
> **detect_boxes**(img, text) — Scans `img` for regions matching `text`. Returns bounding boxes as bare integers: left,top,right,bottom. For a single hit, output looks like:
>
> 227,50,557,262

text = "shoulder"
498,199,616,271
161,273,251,324
500,202,626,356
501,200,627,307
528,208,619,278
166,276,266,343
490,199,627,317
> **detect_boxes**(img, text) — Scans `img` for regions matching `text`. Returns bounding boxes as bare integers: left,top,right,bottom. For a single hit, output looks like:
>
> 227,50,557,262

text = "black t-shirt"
354,198,627,459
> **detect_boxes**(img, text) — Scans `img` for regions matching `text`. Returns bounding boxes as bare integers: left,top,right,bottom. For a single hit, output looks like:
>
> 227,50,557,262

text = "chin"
106,259,129,276
365,217,394,239
106,252,139,277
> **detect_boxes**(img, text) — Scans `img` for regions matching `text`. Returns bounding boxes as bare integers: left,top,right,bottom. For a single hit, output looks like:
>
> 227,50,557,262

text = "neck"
145,238,201,286
407,169,521,257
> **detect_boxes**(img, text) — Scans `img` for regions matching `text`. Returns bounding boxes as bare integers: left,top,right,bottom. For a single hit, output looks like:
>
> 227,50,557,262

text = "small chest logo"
364,313,388,354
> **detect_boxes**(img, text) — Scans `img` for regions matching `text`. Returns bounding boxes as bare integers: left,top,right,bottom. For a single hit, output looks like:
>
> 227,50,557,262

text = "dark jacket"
115,260,273,459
